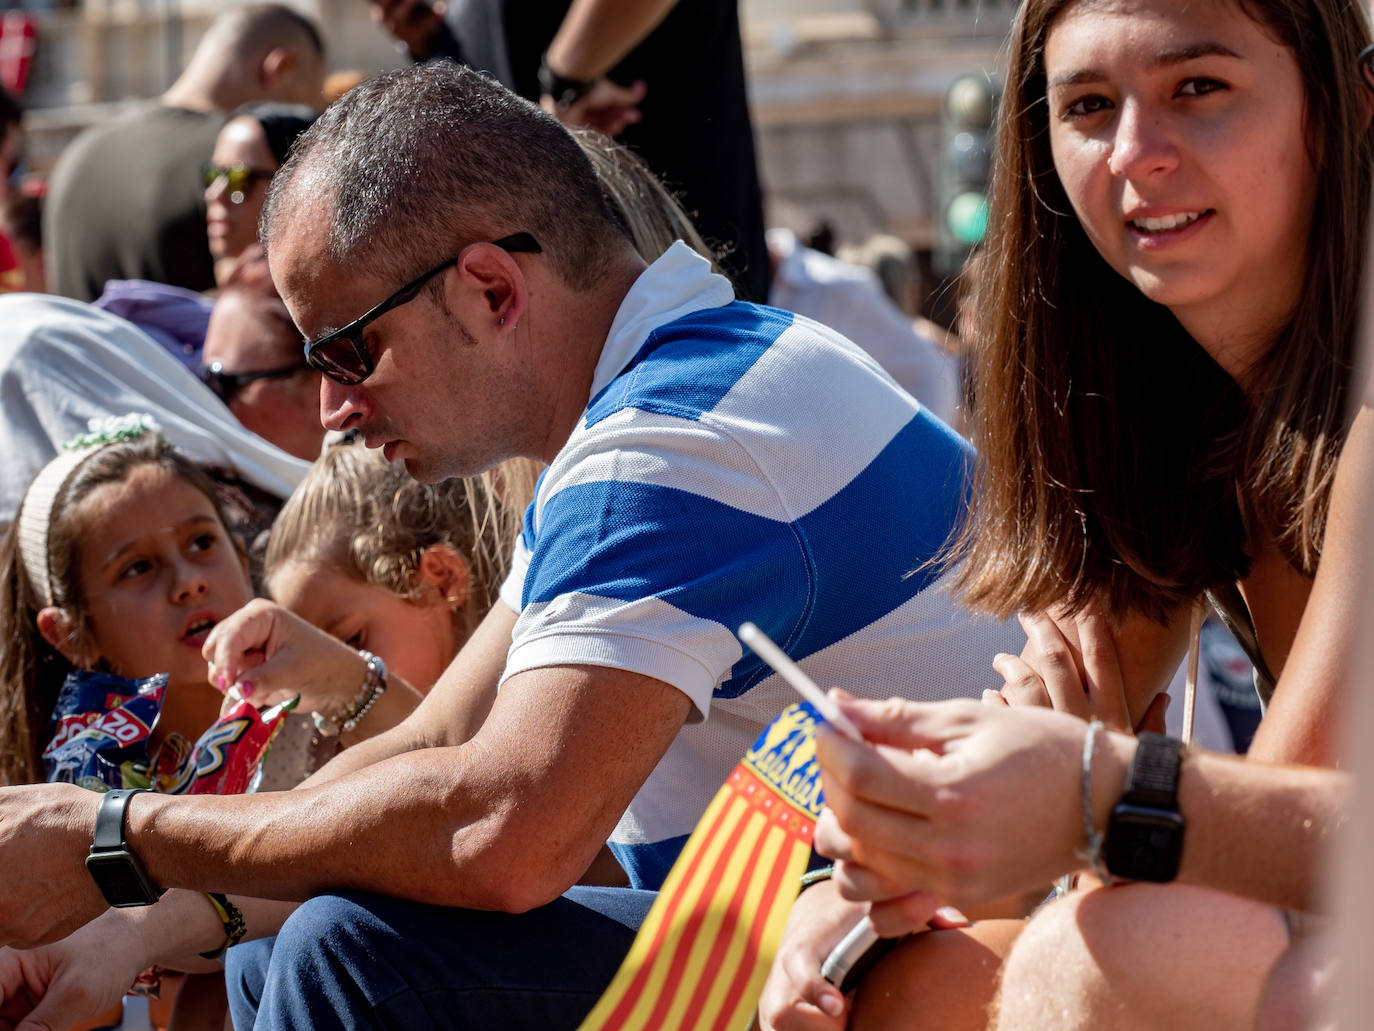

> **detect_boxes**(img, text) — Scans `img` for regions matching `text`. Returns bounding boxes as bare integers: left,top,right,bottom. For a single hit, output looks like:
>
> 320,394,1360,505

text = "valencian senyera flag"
578,700,829,1031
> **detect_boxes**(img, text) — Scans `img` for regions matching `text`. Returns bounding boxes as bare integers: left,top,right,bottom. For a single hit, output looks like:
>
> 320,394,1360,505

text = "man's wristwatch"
538,51,596,110
86,788,165,907
1104,732,1186,882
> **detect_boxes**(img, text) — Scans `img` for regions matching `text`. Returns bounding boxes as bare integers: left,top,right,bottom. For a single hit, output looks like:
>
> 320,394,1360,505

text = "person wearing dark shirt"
368,0,770,303
43,3,325,302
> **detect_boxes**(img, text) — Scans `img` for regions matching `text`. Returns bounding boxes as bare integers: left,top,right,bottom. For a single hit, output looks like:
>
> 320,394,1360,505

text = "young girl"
0,418,254,788
201,439,525,751
760,0,1373,1027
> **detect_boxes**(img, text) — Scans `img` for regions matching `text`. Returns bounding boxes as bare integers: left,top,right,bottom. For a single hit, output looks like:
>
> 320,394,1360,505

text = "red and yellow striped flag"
578,700,828,1031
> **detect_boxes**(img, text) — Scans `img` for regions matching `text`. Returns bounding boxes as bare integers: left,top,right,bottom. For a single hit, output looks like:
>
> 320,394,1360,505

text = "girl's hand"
202,599,373,714
988,605,1135,732
757,880,866,1031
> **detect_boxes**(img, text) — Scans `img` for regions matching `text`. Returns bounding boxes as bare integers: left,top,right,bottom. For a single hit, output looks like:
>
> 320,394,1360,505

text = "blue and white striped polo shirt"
498,242,1021,890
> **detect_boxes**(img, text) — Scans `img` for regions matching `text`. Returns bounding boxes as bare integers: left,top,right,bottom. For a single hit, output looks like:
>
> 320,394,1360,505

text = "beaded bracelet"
799,866,835,892
314,650,388,737
199,891,247,960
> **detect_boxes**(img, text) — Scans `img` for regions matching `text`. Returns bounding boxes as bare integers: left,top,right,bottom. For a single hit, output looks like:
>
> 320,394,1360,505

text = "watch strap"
538,51,596,110
1120,732,1182,809
93,787,149,852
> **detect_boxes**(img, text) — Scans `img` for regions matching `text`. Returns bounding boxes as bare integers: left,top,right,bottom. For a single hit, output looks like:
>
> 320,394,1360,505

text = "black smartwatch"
86,788,165,907
538,51,596,111
1104,732,1186,882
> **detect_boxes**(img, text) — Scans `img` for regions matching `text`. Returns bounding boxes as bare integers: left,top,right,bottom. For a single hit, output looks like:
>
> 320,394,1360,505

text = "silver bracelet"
1075,719,1114,885
341,650,387,733
315,650,388,736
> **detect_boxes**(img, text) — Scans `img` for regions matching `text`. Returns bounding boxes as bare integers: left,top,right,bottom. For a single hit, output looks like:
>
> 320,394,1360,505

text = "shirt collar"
587,241,736,402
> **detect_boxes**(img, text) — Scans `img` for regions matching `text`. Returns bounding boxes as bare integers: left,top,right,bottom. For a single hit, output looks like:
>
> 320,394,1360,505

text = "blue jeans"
226,886,656,1030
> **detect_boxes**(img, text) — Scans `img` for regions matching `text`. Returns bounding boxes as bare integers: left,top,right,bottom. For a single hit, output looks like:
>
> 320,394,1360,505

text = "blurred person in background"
767,225,961,429
1,179,42,294
200,247,325,462
364,0,770,303
43,4,325,302
0,83,25,293
204,102,317,287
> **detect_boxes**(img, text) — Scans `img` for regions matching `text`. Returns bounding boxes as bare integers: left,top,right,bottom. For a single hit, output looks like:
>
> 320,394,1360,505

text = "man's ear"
454,243,528,331
415,543,472,609
36,606,92,666
260,47,297,92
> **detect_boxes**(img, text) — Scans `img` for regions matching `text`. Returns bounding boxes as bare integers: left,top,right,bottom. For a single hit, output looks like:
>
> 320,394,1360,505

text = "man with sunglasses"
200,252,325,461
0,62,1018,1030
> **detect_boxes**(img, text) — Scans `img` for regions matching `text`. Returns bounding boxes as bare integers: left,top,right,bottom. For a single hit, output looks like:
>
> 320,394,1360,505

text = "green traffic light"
946,191,988,245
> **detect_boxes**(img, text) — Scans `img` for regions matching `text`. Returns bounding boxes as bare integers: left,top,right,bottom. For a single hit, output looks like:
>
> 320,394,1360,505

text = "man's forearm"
307,601,513,788
126,745,519,909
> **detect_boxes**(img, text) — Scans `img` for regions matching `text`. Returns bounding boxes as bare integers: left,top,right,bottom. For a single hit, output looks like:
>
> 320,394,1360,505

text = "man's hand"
814,693,1133,911
0,785,105,948
366,0,445,59
541,78,647,137
0,910,151,1031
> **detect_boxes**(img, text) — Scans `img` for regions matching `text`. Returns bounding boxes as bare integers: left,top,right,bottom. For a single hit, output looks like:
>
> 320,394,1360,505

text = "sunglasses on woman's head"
303,231,543,386
200,359,308,404
202,162,274,205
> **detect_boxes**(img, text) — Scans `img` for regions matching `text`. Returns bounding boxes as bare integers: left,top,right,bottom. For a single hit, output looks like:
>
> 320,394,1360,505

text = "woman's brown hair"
0,436,235,785
955,0,1374,624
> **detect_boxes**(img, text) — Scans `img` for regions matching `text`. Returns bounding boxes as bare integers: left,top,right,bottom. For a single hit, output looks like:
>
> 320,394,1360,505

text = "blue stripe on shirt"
609,834,690,892
586,303,795,427
522,408,972,698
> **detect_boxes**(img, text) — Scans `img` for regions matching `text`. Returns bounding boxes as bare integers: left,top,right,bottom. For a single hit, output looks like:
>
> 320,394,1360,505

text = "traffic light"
935,73,998,276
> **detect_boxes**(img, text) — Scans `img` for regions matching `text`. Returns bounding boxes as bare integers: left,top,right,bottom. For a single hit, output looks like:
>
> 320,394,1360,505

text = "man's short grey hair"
262,62,629,290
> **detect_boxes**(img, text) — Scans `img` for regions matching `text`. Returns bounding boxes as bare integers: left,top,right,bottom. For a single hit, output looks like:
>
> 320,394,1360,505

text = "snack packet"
42,670,167,790
44,669,297,796
174,694,298,795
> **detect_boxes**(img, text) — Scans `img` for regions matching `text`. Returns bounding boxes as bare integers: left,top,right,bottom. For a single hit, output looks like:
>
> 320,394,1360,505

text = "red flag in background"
0,12,37,96
578,701,828,1031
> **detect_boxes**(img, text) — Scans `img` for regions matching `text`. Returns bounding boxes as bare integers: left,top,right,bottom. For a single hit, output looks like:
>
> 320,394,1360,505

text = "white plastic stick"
820,918,881,986
737,622,864,742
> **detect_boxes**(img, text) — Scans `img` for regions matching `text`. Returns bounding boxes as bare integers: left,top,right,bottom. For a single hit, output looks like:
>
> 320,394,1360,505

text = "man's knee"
995,884,1288,1031
225,934,279,1030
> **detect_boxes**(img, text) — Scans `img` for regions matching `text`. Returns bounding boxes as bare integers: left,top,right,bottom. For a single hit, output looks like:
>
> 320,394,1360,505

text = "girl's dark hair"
955,0,1373,624
0,436,232,785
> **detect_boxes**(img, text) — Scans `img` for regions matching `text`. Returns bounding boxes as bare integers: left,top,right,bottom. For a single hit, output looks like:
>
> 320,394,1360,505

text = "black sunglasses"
202,162,274,205
200,359,308,404
1361,44,1374,96
303,231,542,386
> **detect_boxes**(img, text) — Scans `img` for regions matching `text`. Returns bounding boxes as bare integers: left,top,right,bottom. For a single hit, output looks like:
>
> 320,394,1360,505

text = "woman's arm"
814,696,1347,915
1247,404,1374,767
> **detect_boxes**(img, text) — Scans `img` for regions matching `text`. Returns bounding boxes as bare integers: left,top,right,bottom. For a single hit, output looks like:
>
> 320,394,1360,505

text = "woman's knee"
850,919,1025,1031
996,884,1288,1031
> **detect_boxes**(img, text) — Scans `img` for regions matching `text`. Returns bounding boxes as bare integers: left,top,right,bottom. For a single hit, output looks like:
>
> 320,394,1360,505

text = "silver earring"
499,316,506,326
